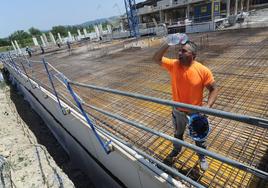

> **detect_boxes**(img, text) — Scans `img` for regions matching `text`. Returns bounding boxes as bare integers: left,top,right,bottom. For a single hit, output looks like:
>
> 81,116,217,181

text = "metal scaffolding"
124,0,140,38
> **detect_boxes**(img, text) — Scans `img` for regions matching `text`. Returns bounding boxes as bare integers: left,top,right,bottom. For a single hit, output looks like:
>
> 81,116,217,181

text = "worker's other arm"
152,42,169,65
205,82,218,108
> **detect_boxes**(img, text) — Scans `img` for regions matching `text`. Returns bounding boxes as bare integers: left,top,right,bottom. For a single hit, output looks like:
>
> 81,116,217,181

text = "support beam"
49,32,56,45
107,25,112,34
40,35,46,47
77,29,82,37
227,0,230,16
42,33,48,44
11,41,17,52
164,12,168,23
120,22,124,32
83,28,88,37
186,4,190,18
241,0,244,11
57,33,63,43
68,31,73,42
160,9,164,23
235,0,238,15
98,24,103,37
152,18,158,27
32,37,39,46
14,40,22,54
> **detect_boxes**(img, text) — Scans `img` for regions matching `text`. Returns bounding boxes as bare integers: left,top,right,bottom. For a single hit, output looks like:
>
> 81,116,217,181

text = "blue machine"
213,1,221,17
194,2,212,22
194,0,221,22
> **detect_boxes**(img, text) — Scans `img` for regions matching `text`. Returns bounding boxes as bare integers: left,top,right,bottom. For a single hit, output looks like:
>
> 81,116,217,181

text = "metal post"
227,0,230,17
66,81,112,154
42,58,66,114
9,54,21,75
235,0,238,15
14,40,22,54
18,57,36,89
246,0,250,11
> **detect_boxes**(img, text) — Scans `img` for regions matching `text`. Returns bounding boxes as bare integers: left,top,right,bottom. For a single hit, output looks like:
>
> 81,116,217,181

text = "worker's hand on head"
165,33,189,46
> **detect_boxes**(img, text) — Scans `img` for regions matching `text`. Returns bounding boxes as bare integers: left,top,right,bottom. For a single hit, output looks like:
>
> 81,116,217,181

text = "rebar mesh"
8,27,268,187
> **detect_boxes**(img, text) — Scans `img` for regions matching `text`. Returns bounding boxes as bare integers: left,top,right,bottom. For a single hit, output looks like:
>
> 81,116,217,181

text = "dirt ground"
0,70,94,188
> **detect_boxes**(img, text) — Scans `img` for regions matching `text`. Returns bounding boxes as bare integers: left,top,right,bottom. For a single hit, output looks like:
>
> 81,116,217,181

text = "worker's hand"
165,33,189,46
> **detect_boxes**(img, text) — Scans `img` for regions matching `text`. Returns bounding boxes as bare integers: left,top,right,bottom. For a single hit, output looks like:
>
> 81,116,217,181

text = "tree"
0,38,10,47
87,25,94,32
51,26,68,37
8,30,32,47
66,25,79,35
102,21,109,30
9,30,31,41
28,27,42,36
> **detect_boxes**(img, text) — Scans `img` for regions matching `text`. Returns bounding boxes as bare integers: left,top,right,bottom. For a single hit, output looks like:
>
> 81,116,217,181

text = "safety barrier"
0,53,267,188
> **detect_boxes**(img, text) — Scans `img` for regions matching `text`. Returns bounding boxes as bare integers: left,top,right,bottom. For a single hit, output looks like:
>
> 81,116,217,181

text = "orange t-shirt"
161,57,214,107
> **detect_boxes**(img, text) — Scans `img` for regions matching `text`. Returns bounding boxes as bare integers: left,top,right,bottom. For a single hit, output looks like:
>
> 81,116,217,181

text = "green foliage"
0,46,12,52
2,18,111,49
20,38,33,47
102,21,109,30
9,30,31,41
28,27,42,36
66,25,79,35
8,30,33,48
51,25,86,37
87,25,94,32
51,25,68,37
0,38,10,46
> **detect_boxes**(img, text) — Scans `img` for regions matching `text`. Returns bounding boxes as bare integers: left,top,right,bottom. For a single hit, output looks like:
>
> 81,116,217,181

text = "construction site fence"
1,53,268,187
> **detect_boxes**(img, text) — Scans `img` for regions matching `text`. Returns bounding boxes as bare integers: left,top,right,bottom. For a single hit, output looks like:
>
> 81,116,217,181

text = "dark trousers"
172,108,206,158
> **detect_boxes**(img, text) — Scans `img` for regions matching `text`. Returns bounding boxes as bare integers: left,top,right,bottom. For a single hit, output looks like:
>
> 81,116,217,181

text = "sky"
0,0,144,38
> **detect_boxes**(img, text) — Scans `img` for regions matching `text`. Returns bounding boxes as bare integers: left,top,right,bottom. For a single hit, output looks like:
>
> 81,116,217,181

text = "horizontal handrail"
69,81,268,128
82,102,268,180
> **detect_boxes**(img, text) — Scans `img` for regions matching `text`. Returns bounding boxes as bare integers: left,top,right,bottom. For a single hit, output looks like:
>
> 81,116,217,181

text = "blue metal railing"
42,58,66,114
66,81,112,154
41,58,112,154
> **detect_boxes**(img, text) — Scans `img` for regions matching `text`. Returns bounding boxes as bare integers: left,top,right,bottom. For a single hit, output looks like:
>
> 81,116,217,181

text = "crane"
124,0,140,38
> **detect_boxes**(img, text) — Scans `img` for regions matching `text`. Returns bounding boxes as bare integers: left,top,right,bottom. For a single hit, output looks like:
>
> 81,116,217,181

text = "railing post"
42,58,68,115
66,81,112,154
8,54,22,76
18,58,36,89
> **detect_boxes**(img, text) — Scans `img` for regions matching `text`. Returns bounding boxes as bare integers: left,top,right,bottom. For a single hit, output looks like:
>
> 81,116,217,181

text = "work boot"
163,149,179,166
199,157,208,171
169,148,180,158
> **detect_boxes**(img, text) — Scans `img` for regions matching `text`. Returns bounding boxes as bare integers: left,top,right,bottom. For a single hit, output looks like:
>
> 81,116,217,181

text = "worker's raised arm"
152,42,169,66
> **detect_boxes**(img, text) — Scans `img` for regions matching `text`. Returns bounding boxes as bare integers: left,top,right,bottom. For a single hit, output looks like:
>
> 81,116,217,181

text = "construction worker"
25,46,32,57
57,41,61,48
40,45,45,54
67,41,71,50
153,34,218,171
